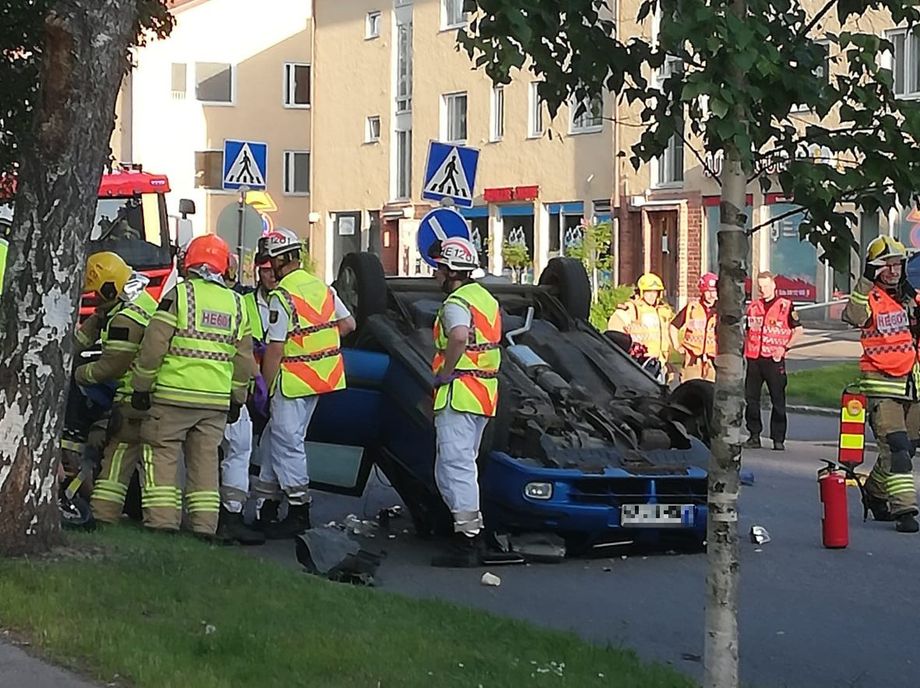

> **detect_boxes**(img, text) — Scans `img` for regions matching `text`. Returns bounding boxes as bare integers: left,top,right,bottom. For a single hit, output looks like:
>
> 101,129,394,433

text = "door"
648,210,679,302
380,217,399,275
333,212,362,275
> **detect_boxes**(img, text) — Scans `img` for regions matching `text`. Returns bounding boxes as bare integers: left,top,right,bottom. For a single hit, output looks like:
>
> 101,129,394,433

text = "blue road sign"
417,207,472,267
223,140,268,191
421,141,479,208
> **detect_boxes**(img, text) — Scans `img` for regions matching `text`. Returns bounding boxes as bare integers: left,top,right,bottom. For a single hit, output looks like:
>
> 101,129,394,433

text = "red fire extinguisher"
819,460,848,549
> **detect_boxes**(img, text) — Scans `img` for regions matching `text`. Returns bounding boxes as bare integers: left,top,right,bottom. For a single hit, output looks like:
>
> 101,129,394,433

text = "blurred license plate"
621,504,694,527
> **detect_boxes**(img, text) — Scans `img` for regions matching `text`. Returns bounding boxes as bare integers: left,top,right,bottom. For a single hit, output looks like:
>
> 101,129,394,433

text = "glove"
228,402,242,424
131,391,151,412
251,374,269,418
434,372,458,387
863,260,879,282
253,340,267,361
901,278,917,300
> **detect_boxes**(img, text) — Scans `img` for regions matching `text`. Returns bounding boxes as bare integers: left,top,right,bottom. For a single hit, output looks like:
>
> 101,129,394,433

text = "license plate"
621,504,694,527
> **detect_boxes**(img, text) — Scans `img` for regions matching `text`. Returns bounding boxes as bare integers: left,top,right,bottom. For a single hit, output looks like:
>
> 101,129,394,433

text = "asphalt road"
252,414,920,688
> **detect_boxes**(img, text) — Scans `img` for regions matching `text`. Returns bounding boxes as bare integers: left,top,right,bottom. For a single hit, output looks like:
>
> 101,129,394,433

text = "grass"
786,362,860,408
0,527,695,688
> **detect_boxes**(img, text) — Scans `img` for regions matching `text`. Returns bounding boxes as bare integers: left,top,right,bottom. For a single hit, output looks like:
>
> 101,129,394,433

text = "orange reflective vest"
859,286,920,379
744,298,793,359
274,269,345,398
433,282,501,417
681,300,717,357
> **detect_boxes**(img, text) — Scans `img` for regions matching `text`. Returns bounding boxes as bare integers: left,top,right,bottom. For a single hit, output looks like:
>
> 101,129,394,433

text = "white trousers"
434,406,488,534
220,404,252,513
256,393,317,506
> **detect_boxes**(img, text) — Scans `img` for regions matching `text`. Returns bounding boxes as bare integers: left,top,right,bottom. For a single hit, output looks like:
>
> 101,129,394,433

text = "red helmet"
699,272,718,293
185,234,231,275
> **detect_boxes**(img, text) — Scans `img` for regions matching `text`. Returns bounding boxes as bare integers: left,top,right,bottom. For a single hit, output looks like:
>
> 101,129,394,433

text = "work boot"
895,514,920,533
256,499,281,531
865,494,894,522
743,435,762,449
772,440,785,451
216,508,265,546
431,533,480,568
263,503,311,540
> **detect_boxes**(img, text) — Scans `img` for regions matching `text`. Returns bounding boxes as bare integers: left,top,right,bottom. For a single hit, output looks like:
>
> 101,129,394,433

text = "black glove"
227,402,242,424
901,278,917,301
131,391,151,412
863,260,878,282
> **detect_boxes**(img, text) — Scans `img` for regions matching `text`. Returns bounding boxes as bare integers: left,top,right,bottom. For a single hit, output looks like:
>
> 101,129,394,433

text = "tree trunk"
0,0,139,555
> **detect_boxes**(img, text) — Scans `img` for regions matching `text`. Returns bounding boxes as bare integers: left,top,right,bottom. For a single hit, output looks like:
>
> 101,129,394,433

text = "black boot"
263,503,311,540
896,513,920,533
256,499,281,531
743,435,762,449
865,494,894,522
216,508,266,546
431,533,480,568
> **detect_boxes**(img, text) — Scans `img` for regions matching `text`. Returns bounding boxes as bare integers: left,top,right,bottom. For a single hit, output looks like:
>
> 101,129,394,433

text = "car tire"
333,252,388,328
668,379,715,446
538,257,592,321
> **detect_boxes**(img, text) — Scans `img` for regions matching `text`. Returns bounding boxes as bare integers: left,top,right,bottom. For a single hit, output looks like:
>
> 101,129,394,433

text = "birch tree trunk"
0,0,139,556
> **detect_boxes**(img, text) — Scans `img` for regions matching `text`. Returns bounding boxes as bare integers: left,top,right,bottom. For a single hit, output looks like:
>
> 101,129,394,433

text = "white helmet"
431,237,479,272
261,227,301,258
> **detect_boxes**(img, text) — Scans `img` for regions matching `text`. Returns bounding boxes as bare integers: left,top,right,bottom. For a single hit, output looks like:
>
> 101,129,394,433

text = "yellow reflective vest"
0,237,7,296
612,298,673,362
680,300,717,357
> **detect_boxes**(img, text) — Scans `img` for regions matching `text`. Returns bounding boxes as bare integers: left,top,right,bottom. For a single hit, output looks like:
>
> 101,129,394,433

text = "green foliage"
589,283,634,331
564,220,613,291
502,240,531,269
460,0,920,271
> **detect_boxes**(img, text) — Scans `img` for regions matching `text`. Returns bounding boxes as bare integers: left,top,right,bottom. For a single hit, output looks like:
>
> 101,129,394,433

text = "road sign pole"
236,185,250,276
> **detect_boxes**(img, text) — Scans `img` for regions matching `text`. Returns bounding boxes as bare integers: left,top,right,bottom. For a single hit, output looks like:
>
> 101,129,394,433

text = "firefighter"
131,234,253,538
743,271,802,451
670,272,718,382
607,272,674,371
256,228,355,539
0,221,9,296
71,252,158,522
427,237,523,568
843,236,920,533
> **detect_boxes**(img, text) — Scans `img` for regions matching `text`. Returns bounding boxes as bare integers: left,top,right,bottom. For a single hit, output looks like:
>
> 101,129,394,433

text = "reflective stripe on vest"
0,237,7,296
274,269,345,398
859,286,919,379
154,279,244,408
744,298,793,359
103,290,158,401
433,282,501,417
243,292,264,343
624,299,671,361
681,300,717,357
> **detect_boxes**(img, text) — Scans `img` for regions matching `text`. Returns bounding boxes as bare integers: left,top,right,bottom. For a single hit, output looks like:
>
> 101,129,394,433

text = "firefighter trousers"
90,403,145,524
866,397,920,517
140,403,226,535
252,394,317,506
220,404,253,513
434,406,488,535
744,357,788,442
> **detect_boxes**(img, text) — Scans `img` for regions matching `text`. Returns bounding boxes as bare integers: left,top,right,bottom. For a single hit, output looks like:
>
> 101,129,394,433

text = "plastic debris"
344,514,378,538
509,532,566,563
750,525,771,545
480,572,502,586
741,469,756,486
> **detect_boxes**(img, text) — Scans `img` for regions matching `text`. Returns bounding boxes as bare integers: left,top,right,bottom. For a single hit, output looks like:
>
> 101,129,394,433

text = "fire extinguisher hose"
823,459,871,521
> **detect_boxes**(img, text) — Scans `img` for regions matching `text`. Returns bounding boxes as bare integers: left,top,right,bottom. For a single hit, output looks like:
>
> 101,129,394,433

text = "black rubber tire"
333,252,388,328
668,379,715,447
539,257,592,321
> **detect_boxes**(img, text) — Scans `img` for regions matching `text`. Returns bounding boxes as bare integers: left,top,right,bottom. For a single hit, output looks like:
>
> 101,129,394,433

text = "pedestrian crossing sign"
422,141,479,208
223,139,268,191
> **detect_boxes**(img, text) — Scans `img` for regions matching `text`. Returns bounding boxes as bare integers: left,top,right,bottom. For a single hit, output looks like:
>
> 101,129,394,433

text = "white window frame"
569,95,604,134
283,63,311,108
441,0,466,30
195,62,235,106
887,28,920,98
395,130,412,201
366,116,381,143
441,91,468,144
366,11,381,39
283,150,310,196
528,82,544,138
490,85,505,142
652,131,684,187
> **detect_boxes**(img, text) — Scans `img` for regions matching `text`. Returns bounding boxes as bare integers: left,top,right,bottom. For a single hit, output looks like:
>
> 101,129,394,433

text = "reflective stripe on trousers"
257,393,318,506
220,404,253,512
434,406,488,534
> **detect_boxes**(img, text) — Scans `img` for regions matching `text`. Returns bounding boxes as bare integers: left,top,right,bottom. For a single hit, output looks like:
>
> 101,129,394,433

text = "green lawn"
786,362,860,408
0,527,695,688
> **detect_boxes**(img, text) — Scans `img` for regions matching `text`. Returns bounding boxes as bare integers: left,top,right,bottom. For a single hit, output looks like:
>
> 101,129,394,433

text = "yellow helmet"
637,272,665,293
866,235,906,265
84,251,131,300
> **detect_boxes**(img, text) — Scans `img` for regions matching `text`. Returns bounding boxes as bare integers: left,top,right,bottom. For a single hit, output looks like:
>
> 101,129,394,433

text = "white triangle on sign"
225,143,265,187
423,147,472,201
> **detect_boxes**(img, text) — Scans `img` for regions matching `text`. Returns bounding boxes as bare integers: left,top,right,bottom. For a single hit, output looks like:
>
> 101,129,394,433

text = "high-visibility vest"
243,292,264,343
744,298,793,359
857,287,920,395
153,278,246,408
620,299,672,362
0,237,7,296
433,282,501,417
103,290,158,401
274,269,345,398
681,300,717,357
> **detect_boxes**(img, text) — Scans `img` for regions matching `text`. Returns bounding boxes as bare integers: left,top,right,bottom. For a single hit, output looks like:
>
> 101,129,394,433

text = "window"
442,92,468,143
366,11,381,39
490,86,504,141
395,12,413,112
366,116,381,143
570,95,604,133
656,131,684,186
194,150,223,189
396,130,412,199
171,63,187,100
888,28,920,97
283,151,310,194
284,63,311,107
529,82,544,137
195,62,233,104
441,0,465,29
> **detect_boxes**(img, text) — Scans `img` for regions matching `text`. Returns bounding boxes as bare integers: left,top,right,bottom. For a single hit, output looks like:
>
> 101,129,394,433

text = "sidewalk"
0,639,99,688
785,327,860,372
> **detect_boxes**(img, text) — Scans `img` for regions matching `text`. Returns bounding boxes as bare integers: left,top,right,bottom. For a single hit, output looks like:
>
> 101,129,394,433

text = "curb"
787,404,838,417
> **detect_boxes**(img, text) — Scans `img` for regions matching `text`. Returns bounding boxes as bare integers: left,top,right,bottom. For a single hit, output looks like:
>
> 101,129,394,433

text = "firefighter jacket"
433,282,501,417
844,275,920,399
273,268,346,399
680,300,718,357
132,278,252,410
74,291,158,403
744,298,794,360
608,298,674,363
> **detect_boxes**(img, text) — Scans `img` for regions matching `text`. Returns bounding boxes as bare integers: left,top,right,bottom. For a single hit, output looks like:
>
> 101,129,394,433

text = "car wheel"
668,379,715,446
333,252,387,328
538,257,592,321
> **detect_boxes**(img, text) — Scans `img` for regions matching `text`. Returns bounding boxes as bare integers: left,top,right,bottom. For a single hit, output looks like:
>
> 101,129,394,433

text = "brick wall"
685,191,703,295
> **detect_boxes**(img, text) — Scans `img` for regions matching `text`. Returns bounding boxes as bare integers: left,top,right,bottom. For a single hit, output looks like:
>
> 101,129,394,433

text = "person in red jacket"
743,271,803,451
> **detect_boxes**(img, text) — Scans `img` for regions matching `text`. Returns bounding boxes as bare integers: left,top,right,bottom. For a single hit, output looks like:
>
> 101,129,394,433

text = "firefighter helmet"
866,235,907,265
262,227,301,258
84,251,132,301
699,272,718,292
428,237,479,272
637,272,665,293
184,234,231,275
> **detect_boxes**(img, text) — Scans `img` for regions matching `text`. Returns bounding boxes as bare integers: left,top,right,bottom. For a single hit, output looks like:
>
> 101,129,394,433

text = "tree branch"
745,204,805,235
800,0,837,39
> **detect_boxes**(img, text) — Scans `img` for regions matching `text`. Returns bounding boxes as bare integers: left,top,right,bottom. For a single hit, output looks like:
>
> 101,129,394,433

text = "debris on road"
509,532,566,563
741,469,756,486
750,525,771,545
480,572,501,586
344,514,379,538
295,526,383,586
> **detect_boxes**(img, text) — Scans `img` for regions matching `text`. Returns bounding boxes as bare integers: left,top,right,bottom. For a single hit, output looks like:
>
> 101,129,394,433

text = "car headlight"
524,482,553,500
